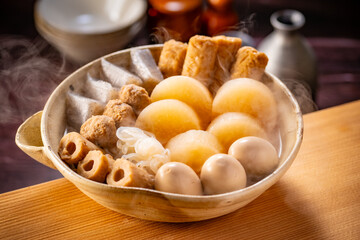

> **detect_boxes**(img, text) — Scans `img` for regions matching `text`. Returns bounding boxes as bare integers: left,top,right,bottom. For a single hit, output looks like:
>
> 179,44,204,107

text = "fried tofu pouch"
230,46,269,80
158,39,188,78
106,158,155,188
182,35,218,87
210,35,242,94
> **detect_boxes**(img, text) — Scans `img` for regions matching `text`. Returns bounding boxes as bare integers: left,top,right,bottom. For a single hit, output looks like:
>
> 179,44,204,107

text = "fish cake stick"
158,40,188,78
182,35,218,87
58,132,101,164
210,35,242,94
230,46,269,80
106,158,155,188
77,150,109,183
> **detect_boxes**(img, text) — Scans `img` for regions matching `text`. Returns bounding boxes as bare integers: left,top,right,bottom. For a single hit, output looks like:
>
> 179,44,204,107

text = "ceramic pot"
15,45,303,222
258,10,317,113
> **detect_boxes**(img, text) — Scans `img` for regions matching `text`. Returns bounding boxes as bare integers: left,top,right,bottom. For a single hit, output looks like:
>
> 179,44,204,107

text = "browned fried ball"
119,84,151,115
80,115,117,148
103,99,136,128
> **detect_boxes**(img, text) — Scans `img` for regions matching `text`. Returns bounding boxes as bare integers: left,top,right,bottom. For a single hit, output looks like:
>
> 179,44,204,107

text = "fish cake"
58,132,101,164
230,46,268,80
181,35,218,87
158,39,188,78
101,58,143,87
103,100,136,128
130,48,164,94
66,92,104,131
80,115,117,149
118,84,151,116
106,158,155,188
77,150,110,183
83,73,119,103
210,35,242,94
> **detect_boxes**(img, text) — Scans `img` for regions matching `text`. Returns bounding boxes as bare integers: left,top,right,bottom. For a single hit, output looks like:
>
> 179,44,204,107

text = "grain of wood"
1,100,360,239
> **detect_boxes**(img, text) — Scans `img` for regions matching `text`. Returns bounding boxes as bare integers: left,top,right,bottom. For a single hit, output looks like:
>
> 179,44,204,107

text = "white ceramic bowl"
16,45,303,222
34,0,147,64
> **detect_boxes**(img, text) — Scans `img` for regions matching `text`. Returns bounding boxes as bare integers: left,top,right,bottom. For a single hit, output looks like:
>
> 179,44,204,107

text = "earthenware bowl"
16,45,303,222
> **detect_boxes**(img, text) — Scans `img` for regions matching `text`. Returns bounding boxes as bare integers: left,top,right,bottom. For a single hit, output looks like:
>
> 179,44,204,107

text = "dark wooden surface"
0,0,359,193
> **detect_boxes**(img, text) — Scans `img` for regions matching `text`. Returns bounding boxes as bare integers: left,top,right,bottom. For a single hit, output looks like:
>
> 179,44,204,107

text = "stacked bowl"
34,0,147,64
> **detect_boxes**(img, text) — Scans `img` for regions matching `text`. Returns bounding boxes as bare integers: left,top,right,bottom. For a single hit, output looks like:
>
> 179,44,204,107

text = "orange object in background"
202,0,239,36
207,0,233,12
148,0,202,42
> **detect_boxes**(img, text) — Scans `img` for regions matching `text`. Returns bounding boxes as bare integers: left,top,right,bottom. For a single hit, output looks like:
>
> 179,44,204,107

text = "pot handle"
15,111,57,170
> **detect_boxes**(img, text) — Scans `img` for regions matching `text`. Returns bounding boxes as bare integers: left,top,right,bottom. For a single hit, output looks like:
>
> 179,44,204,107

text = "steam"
150,27,183,44
0,35,71,124
233,13,256,34
282,78,318,114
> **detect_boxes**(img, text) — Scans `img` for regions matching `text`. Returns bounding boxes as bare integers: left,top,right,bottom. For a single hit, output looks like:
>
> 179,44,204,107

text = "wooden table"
1,101,360,239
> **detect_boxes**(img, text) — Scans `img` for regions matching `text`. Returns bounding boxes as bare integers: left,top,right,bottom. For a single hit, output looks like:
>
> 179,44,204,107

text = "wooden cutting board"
1,100,360,239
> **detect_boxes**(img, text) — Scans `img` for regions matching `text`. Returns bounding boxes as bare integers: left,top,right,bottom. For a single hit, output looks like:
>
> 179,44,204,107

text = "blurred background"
1,0,359,193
